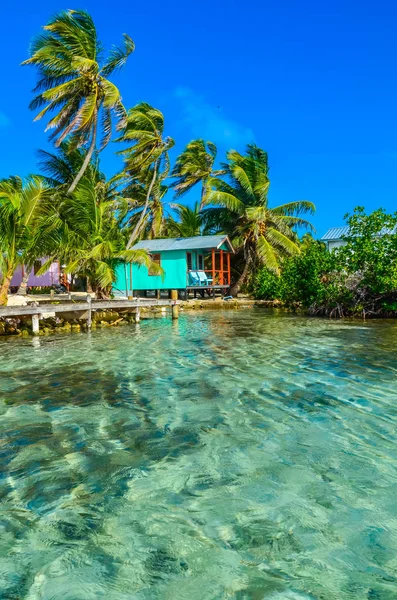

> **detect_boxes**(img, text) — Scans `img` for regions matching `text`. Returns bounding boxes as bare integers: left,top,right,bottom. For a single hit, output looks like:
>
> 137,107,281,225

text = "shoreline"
0,298,278,338
1,297,395,339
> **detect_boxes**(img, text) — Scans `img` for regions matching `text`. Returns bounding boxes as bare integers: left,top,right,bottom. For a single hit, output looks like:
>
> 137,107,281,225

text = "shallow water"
0,310,397,599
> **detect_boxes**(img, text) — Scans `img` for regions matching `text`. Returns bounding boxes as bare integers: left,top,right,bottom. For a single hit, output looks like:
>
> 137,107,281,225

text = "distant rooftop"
322,225,397,241
132,235,234,253
321,226,350,241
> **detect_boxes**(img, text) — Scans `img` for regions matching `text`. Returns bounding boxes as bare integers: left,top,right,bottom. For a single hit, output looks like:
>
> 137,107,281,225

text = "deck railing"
186,249,231,287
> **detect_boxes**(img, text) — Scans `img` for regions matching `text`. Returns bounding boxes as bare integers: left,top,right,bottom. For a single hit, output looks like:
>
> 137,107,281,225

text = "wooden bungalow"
113,235,234,298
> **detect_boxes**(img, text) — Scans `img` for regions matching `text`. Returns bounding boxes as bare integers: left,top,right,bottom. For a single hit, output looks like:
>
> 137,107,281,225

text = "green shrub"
251,268,281,300
279,241,331,308
252,208,397,317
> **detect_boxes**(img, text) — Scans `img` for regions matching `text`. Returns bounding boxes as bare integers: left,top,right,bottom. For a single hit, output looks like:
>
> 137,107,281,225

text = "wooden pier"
0,297,180,334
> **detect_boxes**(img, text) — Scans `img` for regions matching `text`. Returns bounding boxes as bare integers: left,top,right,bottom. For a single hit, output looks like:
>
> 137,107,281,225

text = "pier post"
172,303,179,320
135,302,141,323
86,294,92,329
32,313,40,335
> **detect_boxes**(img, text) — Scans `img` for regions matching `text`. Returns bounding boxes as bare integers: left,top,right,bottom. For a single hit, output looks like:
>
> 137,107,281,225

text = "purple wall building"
10,259,60,289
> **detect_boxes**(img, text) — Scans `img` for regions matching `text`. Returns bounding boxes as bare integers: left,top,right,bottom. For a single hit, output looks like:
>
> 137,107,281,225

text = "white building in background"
321,226,350,251
322,225,397,251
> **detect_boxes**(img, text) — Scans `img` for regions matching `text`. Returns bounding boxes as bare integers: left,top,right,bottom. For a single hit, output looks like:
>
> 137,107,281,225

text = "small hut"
113,235,234,298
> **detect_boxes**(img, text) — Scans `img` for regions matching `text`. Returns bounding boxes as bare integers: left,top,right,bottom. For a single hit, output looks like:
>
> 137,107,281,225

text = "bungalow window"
33,260,42,275
186,252,192,271
148,253,161,276
197,254,204,270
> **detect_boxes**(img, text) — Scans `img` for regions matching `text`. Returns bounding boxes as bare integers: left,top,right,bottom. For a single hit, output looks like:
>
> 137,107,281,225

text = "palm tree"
37,141,102,190
123,171,169,240
48,176,153,298
117,103,174,247
203,144,315,295
167,202,204,237
22,9,134,194
171,139,223,209
0,176,53,304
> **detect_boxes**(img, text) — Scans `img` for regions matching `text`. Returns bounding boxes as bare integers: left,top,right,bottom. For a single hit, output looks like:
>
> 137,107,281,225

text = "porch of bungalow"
113,235,234,299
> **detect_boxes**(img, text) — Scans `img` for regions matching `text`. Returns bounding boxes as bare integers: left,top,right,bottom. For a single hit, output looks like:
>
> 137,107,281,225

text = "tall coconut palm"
203,144,315,295
23,9,134,194
0,176,53,304
117,102,174,247
171,139,223,209
167,202,204,237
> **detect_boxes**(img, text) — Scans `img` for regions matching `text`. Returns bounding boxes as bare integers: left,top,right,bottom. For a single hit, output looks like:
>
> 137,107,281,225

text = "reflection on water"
1,310,397,599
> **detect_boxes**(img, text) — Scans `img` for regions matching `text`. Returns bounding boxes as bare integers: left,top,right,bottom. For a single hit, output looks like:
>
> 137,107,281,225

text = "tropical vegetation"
203,145,315,295
171,139,222,209
1,7,395,317
22,9,134,194
0,7,319,306
0,176,53,304
252,208,397,317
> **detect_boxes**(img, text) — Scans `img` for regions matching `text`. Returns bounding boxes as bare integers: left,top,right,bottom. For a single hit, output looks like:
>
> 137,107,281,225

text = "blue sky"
1,0,396,236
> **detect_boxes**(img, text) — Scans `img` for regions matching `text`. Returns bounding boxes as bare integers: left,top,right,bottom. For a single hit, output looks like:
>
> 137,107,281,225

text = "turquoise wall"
113,250,188,293
113,245,231,294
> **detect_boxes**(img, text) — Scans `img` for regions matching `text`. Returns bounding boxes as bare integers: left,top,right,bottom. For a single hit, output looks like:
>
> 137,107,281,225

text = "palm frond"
101,34,135,76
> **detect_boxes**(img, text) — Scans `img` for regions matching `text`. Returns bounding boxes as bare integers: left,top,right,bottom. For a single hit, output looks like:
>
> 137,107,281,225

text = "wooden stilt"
172,303,179,320
135,305,141,323
32,313,40,335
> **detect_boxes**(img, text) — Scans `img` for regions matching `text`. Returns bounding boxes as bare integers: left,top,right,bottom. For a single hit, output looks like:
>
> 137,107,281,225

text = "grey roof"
322,225,397,241
132,235,234,252
321,226,350,241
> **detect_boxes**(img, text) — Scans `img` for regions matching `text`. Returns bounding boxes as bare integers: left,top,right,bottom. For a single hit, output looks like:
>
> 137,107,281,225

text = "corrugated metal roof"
132,235,234,252
321,226,350,241
322,225,397,241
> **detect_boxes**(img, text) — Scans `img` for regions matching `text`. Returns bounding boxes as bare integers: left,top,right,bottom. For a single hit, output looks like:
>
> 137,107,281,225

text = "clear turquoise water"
1,310,397,599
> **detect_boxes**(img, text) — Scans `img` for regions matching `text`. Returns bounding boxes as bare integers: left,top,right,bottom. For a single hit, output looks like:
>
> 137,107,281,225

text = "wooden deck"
0,297,180,332
0,298,178,318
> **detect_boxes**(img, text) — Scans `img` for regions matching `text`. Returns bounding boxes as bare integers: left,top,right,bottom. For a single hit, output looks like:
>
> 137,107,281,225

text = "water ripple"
0,311,396,599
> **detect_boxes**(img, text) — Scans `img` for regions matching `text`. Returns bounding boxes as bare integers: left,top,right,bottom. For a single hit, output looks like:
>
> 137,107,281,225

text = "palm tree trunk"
17,270,30,295
96,286,110,300
67,109,98,195
199,182,206,211
228,257,251,297
0,269,14,306
127,162,158,249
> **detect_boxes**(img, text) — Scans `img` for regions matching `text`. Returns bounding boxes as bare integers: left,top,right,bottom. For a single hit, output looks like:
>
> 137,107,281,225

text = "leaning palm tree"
171,139,223,209
0,176,53,304
117,102,174,247
123,171,169,240
203,144,315,295
167,202,204,237
23,9,134,194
